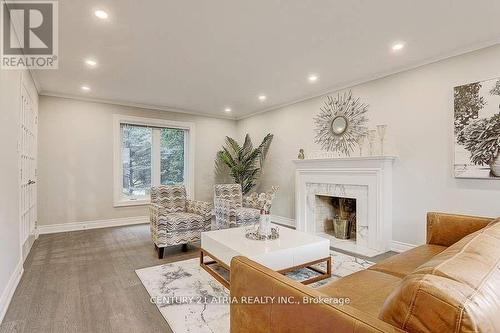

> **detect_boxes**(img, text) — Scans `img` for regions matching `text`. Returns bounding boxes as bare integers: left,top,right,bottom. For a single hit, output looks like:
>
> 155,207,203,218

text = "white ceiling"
34,0,500,119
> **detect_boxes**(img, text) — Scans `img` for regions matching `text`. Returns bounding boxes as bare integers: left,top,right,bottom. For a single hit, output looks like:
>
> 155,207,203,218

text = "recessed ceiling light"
308,74,319,83
81,85,91,92
224,107,232,112
391,42,405,52
85,59,97,67
258,95,267,102
94,10,109,19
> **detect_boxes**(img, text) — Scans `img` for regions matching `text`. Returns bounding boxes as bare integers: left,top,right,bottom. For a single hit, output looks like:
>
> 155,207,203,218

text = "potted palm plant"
215,133,274,194
461,114,500,177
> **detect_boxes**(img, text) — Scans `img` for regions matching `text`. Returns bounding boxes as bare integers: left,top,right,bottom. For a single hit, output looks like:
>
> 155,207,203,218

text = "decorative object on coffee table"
257,213,272,236
245,186,279,237
150,185,212,259
245,224,280,241
454,77,500,179
244,186,279,212
215,133,274,194
314,90,369,156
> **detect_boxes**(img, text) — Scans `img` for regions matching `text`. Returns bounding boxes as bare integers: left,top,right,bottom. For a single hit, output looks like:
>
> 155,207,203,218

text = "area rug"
136,251,373,333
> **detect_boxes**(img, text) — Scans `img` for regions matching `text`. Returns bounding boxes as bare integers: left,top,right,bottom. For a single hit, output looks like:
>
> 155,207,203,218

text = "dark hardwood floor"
0,224,198,333
1,223,396,333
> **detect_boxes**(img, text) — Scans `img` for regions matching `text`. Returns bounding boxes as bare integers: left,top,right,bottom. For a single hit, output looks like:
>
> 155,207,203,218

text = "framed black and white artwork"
454,77,500,179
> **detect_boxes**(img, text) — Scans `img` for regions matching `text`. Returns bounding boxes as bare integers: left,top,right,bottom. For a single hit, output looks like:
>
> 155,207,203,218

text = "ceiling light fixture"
81,85,91,91
94,10,109,19
391,42,405,52
258,95,267,102
224,107,232,113
308,74,319,83
85,59,97,67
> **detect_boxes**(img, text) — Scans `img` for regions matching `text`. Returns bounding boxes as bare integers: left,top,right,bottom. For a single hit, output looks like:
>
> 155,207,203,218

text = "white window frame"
113,114,195,207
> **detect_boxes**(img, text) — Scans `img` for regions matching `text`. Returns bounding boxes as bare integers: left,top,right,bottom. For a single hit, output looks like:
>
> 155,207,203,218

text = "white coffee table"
200,224,331,288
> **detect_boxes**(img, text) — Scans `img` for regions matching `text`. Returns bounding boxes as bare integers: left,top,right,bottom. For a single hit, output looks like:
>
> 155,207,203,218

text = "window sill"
114,199,150,208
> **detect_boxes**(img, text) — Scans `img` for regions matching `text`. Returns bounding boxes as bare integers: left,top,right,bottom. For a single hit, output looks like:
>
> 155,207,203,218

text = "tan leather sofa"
230,212,500,333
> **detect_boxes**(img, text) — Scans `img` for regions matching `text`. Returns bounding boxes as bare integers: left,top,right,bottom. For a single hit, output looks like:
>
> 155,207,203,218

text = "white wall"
237,44,500,246
37,96,236,227
0,69,38,321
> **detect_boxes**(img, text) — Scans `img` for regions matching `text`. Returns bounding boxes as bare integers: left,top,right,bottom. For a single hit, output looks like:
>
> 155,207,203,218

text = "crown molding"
38,91,238,121
37,39,500,122
235,39,500,121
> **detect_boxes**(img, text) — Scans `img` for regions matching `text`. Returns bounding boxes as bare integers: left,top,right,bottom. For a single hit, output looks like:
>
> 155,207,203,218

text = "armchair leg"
158,247,165,259
181,244,188,252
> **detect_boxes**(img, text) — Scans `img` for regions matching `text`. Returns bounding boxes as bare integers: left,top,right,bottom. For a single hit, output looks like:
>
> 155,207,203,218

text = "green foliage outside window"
121,125,152,197
161,128,185,185
121,125,186,199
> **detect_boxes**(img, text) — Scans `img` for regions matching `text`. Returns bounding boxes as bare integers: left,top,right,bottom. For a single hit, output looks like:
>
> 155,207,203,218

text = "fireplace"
315,195,356,241
293,156,395,257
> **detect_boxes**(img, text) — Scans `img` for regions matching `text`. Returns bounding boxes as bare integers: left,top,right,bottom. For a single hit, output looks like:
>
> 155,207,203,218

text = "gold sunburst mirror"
314,91,369,156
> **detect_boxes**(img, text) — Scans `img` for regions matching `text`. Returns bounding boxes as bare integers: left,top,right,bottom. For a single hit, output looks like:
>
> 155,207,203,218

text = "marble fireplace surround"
293,156,396,257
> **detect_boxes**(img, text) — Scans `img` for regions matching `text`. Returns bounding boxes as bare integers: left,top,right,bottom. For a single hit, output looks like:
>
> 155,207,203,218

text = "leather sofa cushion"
369,244,446,278
317,270,402,318
379,218,500,332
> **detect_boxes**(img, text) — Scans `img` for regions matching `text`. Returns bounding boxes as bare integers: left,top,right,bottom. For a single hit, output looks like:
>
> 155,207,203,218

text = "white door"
19,83,37,260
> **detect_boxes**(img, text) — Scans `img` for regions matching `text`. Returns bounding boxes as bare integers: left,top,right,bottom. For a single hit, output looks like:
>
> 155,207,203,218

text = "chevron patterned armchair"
150,185,212,259
214,184,260,229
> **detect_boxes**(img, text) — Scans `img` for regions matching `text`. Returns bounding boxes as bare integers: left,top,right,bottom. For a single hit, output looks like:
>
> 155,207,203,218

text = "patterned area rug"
136,251,373,333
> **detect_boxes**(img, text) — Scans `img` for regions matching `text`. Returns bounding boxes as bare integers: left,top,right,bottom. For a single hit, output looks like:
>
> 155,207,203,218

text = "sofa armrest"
426,212,493,247
230,256,402,333
150,203,163,225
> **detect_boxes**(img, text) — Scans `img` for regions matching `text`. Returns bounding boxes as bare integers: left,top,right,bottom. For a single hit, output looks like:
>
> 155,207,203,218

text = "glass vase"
258,213,272,237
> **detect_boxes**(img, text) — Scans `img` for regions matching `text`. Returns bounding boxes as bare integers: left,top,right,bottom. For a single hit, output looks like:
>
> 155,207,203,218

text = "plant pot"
332,218,350,239
490,154,500,177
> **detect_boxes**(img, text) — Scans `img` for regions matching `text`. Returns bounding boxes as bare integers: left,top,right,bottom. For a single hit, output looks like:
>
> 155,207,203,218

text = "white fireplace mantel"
293,156,396,257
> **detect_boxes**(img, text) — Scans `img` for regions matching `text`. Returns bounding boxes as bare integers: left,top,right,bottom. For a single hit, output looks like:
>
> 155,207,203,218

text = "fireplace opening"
315,195,356,241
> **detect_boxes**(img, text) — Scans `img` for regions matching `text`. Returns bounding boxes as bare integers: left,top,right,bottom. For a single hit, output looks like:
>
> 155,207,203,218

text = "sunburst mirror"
314,91,369,156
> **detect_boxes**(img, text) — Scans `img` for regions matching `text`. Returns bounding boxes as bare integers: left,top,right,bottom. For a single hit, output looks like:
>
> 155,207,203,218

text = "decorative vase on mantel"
490,154,500,177
258,210,272,237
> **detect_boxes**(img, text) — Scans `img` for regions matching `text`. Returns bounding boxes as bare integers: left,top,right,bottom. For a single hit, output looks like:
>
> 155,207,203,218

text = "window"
121,124,153,200
113,115,195,206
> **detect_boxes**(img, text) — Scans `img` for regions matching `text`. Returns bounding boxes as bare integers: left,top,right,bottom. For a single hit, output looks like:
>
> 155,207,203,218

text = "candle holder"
368,130,377,156
356,134,366,157
377,125,387,155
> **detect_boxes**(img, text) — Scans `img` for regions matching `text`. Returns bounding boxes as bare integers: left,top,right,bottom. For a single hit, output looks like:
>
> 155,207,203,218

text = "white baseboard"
390,240,417,253
0,259,23,324
37,216,149,235
270,215,296,228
